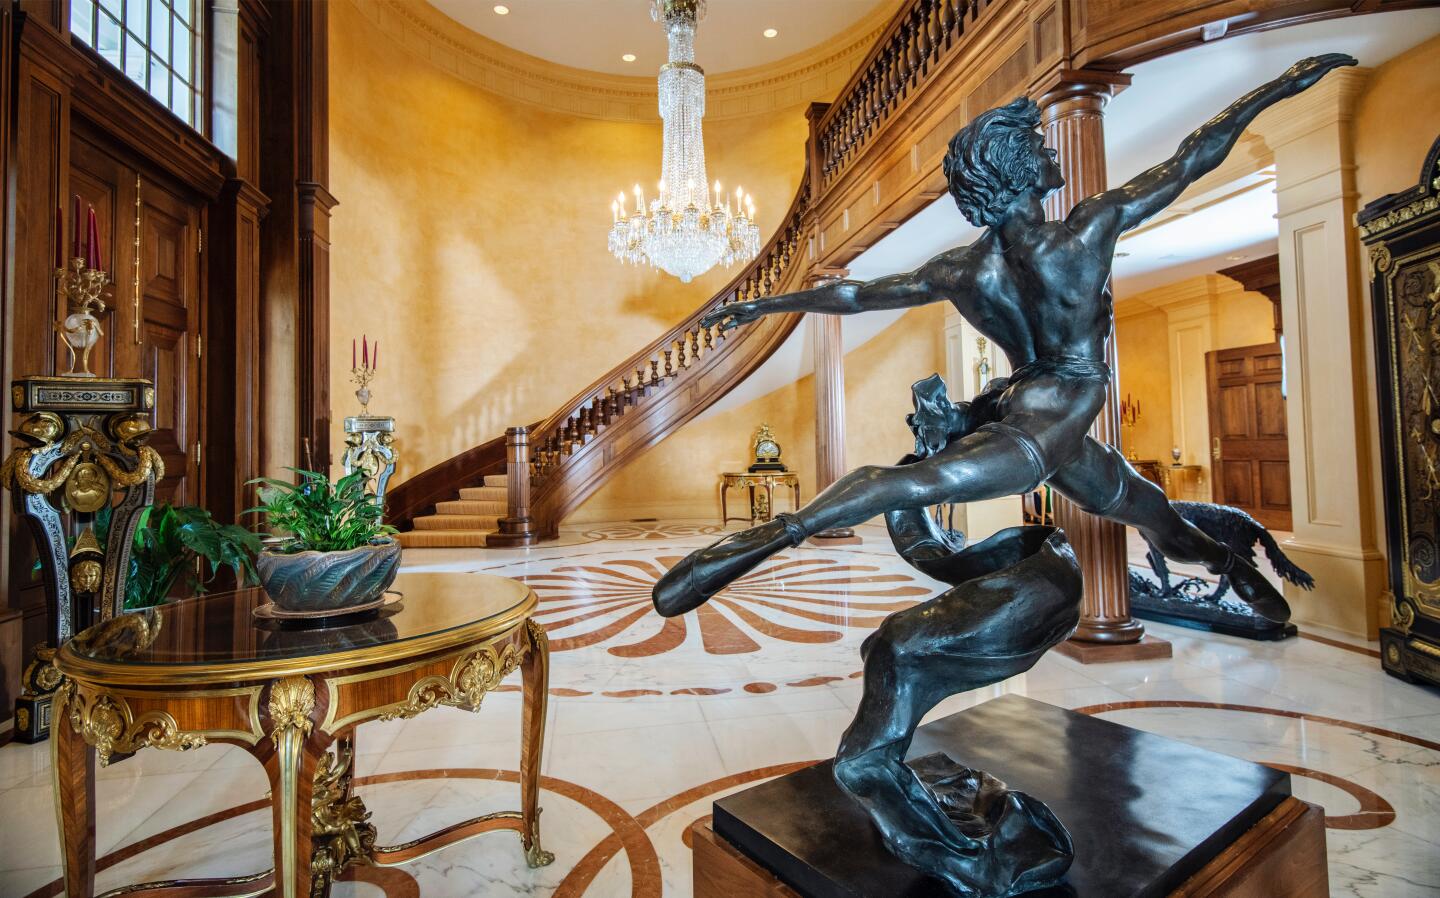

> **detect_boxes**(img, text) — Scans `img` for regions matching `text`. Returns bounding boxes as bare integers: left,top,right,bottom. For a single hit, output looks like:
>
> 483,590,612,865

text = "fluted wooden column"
1040,73,1170,661
809,269,858,542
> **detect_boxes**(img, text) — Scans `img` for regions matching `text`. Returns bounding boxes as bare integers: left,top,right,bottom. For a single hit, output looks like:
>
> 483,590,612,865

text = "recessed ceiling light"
493,4,509,14
1225,254,1246,261
763,28,778,38
622,53,637,62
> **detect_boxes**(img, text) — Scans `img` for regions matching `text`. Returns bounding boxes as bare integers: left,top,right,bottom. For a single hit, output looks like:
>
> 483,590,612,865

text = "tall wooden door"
69,127,203,507
1206,343,1292,530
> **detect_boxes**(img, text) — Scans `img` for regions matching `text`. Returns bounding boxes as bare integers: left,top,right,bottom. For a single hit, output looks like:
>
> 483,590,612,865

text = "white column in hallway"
1252,68,1387,637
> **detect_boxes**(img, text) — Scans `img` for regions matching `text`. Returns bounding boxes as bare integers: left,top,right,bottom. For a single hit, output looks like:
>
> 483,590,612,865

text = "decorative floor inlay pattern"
3,520,1437,898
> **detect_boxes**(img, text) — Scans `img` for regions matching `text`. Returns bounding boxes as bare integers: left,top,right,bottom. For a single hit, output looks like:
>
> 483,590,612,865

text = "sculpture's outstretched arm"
1068,54,1355,250
700,247,964,332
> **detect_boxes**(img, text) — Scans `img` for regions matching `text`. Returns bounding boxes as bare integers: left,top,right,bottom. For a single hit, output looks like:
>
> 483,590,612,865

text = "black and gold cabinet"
1361,131,1440,687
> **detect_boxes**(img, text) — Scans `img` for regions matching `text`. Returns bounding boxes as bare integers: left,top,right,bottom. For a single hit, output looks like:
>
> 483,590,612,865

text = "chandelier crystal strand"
607,0,760,284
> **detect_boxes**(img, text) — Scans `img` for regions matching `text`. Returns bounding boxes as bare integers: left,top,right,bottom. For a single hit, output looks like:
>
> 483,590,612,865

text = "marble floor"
2,519,1438,898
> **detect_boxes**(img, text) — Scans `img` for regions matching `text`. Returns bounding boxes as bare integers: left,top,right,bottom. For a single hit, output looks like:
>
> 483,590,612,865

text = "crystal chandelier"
607,0,761,283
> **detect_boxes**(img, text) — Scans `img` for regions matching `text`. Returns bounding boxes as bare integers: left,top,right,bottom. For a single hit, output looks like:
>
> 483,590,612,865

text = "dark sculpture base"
713,695,1291,898
1129,571,1297,642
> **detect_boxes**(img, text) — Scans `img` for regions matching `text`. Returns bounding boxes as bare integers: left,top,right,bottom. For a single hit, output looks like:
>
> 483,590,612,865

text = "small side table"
721,471,801,525
1158,464,1206,501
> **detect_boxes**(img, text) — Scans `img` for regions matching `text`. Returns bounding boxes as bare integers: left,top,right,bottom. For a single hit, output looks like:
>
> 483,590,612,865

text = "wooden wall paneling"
6,13,79,656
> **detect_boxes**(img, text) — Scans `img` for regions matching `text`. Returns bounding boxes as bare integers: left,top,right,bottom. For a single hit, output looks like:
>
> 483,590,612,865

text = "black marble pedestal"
713,694,1290,898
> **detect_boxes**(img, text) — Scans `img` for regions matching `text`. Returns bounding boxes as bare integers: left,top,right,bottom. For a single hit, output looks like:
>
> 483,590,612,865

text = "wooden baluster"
703,327,714,351
663,348,674,378
650,359,661,382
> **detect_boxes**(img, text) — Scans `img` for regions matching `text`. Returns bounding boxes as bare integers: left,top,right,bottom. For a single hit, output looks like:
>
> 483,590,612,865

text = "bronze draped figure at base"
651,56,1348,897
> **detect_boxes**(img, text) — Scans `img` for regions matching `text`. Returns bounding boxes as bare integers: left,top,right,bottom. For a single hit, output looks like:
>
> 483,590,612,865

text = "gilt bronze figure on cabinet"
654,56,1347,896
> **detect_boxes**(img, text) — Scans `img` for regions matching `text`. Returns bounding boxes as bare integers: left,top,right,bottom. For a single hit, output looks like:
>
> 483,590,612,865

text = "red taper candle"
362,335,368,368
71,195,83,260
86,205,101,271
373,342,378,370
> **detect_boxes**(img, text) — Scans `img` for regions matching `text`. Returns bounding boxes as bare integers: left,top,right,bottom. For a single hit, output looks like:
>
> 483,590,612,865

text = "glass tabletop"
58,572,533,678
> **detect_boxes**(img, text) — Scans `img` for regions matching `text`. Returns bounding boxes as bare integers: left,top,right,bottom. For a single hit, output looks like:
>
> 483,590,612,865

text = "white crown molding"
347,0,896,123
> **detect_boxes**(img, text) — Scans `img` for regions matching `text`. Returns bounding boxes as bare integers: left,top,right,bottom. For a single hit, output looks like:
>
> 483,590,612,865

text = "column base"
809,528,861,546
1055,634,1172,664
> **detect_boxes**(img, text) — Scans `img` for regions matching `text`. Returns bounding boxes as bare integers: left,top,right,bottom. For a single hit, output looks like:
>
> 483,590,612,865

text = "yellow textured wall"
574,304,947,522
1115,308,1174,463
1216,290,1277,351
1354,35,1440,208
327,0,808,481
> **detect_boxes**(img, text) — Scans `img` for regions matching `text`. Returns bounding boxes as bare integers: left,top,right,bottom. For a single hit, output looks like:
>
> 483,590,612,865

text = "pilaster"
808,268,856,542
1250,67,1385,637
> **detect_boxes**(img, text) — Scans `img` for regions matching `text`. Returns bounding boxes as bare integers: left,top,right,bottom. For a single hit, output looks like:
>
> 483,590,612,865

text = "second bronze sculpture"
653,55,1347,897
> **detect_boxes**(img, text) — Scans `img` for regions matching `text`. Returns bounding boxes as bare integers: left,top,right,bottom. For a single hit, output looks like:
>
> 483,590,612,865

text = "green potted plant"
248,468,400,613
37,504,262,609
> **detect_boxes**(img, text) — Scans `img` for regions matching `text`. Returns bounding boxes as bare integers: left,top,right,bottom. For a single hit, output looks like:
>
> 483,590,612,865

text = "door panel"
1206,343,1292,530
1221,460,1255,506
138,182,200,507
68,123,202,508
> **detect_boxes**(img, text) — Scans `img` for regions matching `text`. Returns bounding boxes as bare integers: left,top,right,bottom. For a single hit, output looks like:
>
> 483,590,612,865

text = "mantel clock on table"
720,424,800,524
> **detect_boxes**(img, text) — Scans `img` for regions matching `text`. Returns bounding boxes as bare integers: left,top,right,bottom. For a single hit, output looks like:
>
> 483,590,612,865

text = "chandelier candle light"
607,0,761,283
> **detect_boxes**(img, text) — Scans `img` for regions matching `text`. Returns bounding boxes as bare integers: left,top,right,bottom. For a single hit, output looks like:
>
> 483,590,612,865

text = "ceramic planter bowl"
255,538,401,613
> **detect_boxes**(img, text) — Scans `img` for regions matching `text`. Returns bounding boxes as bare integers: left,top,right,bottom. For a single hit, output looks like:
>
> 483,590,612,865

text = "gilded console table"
51,572,553,898
720,471,801,524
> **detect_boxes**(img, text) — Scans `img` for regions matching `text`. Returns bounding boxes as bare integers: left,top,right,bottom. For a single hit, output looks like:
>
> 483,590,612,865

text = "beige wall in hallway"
327,0,810,482
1115,274,1277,492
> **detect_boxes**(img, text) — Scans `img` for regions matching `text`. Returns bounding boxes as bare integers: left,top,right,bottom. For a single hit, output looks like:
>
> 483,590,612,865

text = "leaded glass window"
70,0,203,129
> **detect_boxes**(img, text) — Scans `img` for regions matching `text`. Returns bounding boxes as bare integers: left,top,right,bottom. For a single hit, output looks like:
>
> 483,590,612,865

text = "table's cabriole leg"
520,619,554,868
51,682,97,898
264,675,324,898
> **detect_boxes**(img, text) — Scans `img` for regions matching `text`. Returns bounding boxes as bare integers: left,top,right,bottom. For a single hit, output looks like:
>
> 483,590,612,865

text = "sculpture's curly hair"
943,97,1044,228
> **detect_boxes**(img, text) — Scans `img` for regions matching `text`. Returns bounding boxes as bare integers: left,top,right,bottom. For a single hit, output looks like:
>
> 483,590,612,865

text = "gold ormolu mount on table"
2,376,162,743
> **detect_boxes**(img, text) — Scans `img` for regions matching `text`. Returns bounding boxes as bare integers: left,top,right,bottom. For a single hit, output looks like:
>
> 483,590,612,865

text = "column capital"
1035,69,1132,115
804,267,850,288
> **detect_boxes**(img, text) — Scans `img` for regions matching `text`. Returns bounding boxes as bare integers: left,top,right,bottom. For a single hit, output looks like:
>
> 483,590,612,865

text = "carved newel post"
809,268,860,543
490,425,536,546
1,377,162,742
1040,73,1170,661
341,415,397,503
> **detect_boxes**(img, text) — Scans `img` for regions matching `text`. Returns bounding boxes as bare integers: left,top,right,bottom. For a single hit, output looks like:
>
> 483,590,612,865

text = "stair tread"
400,529,492,548
458,487,507,499
413,514,501,530
436,500,507,514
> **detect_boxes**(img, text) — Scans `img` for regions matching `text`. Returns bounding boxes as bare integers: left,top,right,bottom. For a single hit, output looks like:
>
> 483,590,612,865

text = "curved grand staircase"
390,0,1395,548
